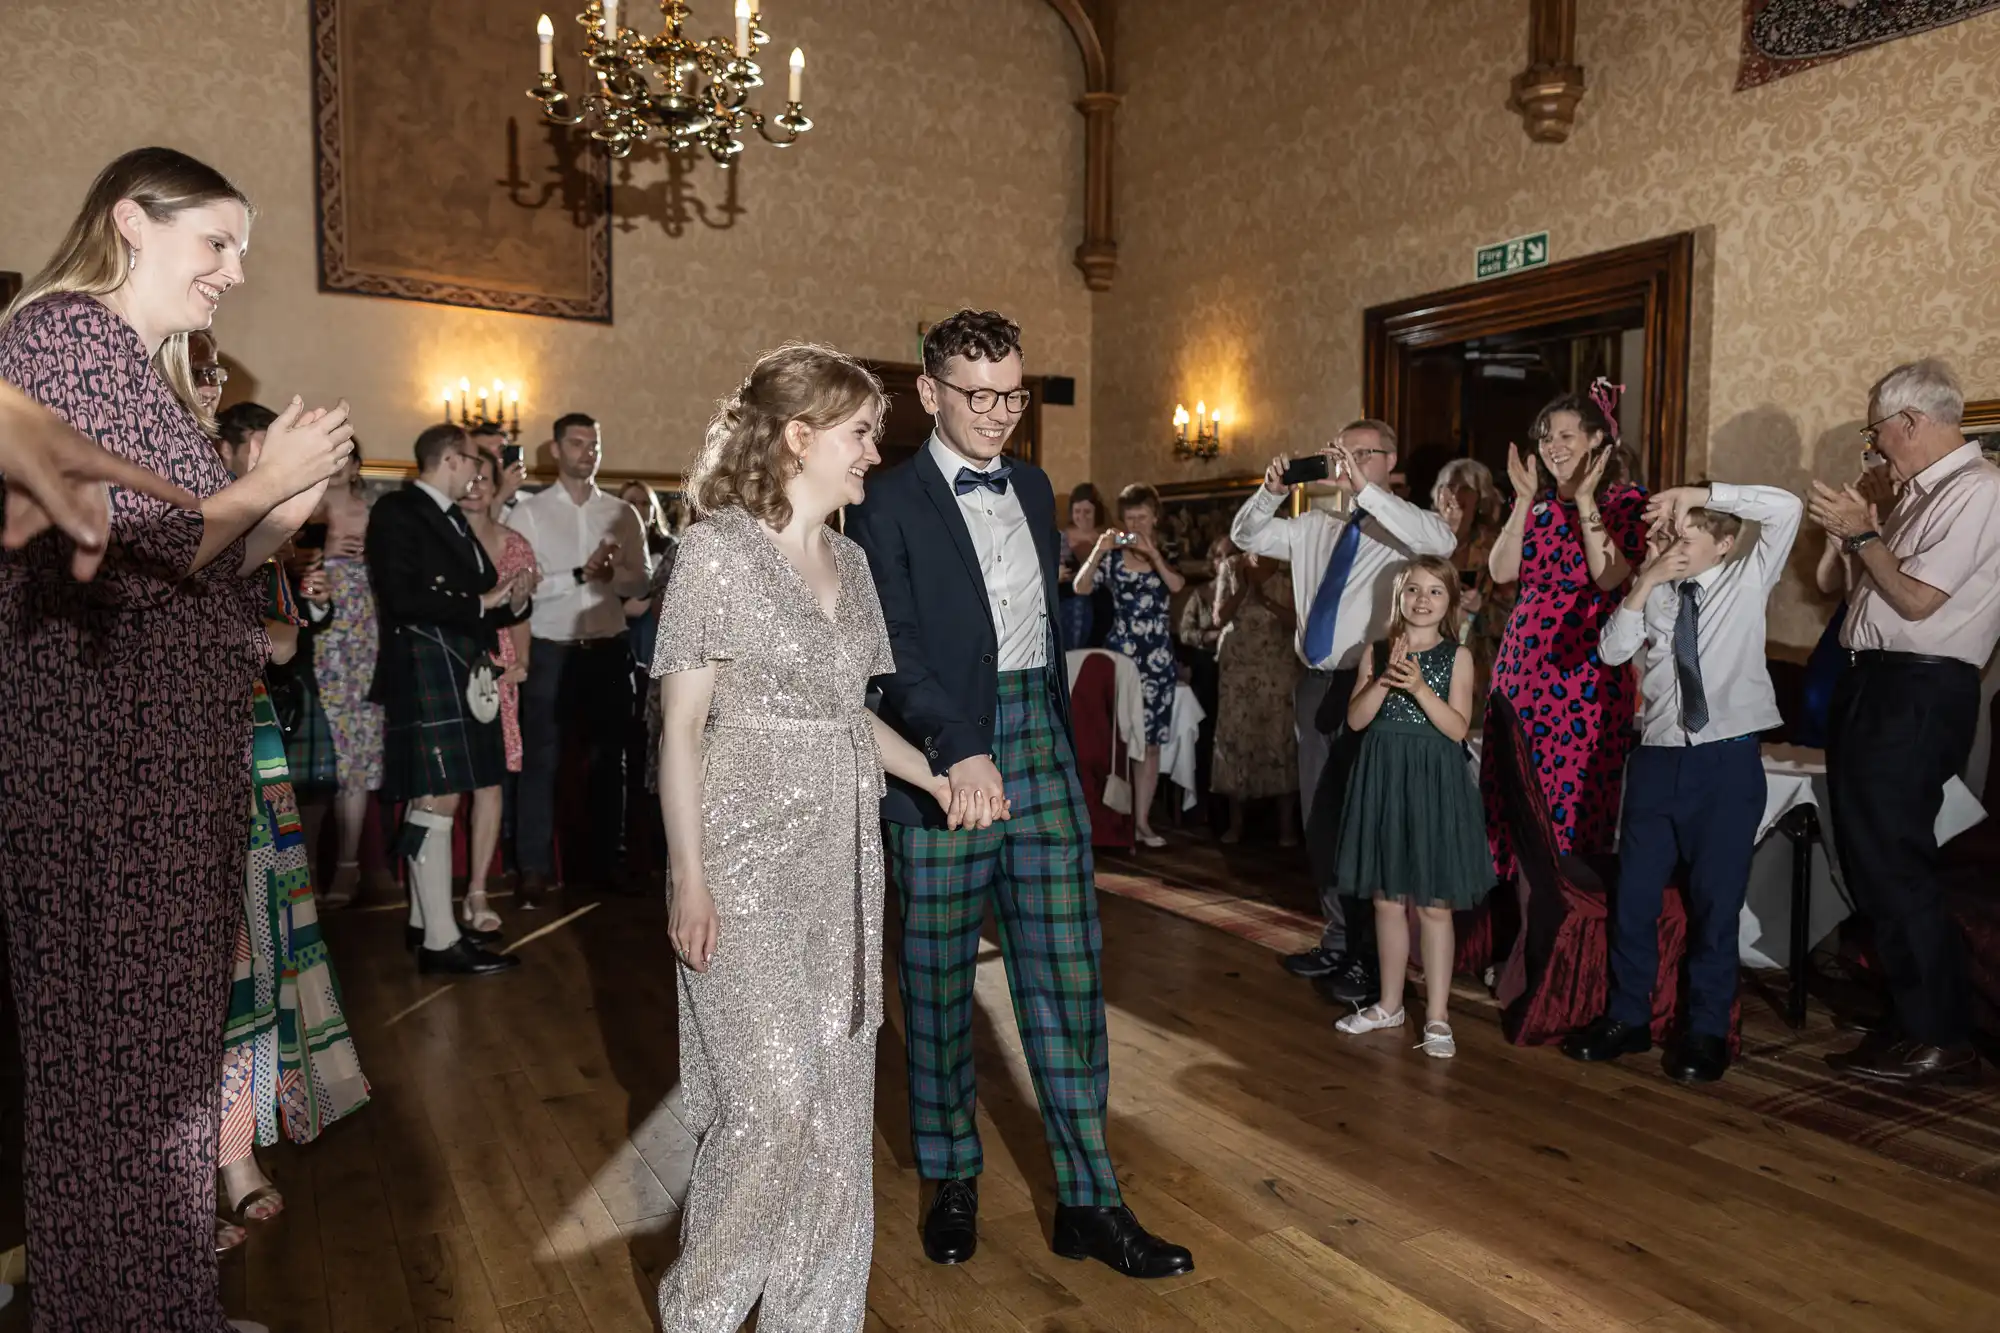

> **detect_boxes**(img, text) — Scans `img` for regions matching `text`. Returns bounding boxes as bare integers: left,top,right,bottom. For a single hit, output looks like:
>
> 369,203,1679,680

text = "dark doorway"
1398,306,1648,512
1364,233,1695,502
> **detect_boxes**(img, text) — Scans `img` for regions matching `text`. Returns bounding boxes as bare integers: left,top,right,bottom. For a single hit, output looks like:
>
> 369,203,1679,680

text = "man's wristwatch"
1843,530,1881,554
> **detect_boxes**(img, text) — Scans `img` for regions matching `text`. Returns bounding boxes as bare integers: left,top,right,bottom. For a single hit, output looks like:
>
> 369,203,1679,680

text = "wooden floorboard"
173,884,2000,1333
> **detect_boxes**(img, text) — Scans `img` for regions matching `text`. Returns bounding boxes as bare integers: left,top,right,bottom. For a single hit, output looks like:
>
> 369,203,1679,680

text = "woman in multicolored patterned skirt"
215,568,370,1249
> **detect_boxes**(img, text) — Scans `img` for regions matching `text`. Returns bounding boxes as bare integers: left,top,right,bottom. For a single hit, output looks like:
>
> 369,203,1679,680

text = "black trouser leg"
577,643,634,880
1825,660,1978,1047
517,638,570,877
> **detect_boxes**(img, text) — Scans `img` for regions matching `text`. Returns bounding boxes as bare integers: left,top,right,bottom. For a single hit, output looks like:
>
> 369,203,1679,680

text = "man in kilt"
851,310,1193,1279
366,423,532,976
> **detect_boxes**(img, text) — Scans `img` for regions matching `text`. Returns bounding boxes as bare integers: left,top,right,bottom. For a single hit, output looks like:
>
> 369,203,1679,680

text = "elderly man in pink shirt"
1809,358,2000,1087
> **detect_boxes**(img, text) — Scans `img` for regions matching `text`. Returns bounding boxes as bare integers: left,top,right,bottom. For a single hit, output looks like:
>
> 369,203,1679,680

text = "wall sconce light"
441,377,522,440
1173,400,1223,461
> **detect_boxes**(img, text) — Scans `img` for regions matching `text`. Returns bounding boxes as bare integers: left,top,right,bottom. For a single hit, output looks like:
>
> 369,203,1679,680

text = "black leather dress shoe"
1051,1205,1194,1279
406,924,501,950
1560,1015,1652,1063
417,939,521,976
1665,1033,1730,1084
921,1178,978,1265
1310,953,1379,1008
1830,1037,1980,1086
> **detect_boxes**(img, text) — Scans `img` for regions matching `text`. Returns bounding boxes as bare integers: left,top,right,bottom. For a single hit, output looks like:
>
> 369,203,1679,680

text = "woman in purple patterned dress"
1480,383,1648,881
0,148,353,1333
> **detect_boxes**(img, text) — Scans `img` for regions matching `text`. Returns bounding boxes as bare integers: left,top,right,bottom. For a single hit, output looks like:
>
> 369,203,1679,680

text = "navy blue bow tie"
954,464,1013,496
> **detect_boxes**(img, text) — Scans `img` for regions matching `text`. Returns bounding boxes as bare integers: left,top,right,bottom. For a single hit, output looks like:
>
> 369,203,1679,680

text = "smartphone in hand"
1279,455,1331,487
501,443,523,470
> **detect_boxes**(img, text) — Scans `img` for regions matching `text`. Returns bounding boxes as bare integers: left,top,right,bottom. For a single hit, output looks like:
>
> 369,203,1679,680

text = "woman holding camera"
1481,381,1649,880
1075,482,1186,846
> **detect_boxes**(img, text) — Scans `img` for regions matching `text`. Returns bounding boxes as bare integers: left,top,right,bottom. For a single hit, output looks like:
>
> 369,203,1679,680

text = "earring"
127,248,138,272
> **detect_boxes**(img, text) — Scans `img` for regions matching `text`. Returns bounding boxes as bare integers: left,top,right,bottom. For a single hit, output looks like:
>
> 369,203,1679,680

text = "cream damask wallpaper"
0,0,1095,488
1095,0,2000,646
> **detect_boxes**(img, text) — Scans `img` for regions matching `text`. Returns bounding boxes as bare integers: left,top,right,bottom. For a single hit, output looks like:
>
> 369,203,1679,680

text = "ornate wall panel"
312,0,612,320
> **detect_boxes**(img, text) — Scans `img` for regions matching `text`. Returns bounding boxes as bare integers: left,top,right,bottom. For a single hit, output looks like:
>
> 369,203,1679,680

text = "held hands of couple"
943,754,1013,831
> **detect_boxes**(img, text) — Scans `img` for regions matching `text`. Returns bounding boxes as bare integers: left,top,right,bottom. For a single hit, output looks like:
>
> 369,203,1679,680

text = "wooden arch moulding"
1363,233,1696,491
1044,0,1119,291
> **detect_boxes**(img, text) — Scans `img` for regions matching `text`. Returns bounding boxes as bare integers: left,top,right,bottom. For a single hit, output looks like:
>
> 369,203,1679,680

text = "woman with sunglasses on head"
1481,380,1649,885
0,147,353,1332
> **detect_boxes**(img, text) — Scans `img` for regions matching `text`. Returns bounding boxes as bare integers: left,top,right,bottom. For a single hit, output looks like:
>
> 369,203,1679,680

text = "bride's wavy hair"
689,343,886,528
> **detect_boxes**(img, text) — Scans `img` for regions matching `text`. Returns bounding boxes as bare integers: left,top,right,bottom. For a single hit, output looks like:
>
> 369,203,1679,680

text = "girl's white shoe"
1418,1020,1456,1059
1335,1003,1406,1034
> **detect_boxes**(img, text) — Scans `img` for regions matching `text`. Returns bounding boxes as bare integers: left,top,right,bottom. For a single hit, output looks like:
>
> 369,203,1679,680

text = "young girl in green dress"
1332,555,1489,1059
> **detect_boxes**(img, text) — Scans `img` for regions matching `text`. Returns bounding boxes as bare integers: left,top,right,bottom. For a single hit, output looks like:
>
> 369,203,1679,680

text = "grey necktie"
1673,582,1708,733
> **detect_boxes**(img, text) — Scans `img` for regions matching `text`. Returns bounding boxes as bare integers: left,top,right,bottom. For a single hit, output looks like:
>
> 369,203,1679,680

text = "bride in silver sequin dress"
651,346,985,1331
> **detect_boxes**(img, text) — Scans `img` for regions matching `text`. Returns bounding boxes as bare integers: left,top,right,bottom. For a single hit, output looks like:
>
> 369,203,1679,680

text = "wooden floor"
188,881,2000,1333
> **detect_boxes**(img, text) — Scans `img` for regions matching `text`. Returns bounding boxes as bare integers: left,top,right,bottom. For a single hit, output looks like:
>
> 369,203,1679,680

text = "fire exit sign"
1476,231,1550,280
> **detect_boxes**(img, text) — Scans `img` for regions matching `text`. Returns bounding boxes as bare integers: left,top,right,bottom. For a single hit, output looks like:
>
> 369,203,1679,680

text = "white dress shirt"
1599,483,1802,747
1842,443,2000,666
505,481,651,642
1230,482,1457,670
929,435,1047,671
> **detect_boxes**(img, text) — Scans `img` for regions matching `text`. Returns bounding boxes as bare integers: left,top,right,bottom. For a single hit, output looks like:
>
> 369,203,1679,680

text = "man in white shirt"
1231,422,1456,993
504,412,651,903
1808,358,2000,1087
1561,482,1801,1083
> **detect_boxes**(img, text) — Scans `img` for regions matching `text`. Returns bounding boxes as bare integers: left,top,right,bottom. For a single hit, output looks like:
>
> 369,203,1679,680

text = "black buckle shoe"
1051,1204,1194,1279
1560,1015,1652,1063
1665,1033,1730,1084
921,1178,978,1265
417,939,521,976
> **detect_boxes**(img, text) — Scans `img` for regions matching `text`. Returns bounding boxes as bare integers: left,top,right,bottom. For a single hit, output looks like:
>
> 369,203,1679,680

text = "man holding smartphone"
1230,420,1456,1003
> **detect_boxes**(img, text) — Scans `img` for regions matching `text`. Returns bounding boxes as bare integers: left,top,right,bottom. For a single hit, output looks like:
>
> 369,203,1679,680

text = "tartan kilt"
381,626,505,801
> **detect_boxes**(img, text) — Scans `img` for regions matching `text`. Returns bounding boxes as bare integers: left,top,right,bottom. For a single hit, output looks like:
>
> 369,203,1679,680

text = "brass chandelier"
529,0,813,165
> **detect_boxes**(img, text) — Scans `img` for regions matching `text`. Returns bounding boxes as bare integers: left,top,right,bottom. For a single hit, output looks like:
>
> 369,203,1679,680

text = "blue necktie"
954,464,1013,496
1674,582,1708,733
1301,507,1368,667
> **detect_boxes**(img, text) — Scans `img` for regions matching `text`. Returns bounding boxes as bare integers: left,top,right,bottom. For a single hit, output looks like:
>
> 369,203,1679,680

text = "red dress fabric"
0,294,266,1331
1481,483,1649,881
1069,653,1132,848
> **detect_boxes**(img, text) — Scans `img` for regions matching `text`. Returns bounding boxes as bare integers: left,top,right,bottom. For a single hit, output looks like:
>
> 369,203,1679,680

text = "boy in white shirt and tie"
1561,481,1802,1083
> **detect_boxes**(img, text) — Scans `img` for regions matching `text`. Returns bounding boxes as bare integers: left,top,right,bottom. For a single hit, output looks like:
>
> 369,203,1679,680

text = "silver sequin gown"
650,506,893,1332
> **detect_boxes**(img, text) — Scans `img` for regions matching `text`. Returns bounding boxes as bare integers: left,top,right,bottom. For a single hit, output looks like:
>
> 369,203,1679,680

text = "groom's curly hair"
921,309,1023,379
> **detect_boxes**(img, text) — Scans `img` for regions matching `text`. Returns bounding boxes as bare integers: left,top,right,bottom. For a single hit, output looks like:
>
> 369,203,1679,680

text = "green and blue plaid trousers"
886,669,1121,1207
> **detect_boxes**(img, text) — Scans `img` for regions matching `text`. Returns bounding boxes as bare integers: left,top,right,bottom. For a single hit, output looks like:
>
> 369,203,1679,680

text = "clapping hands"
1504,442,1538,500
1379,638,1425,695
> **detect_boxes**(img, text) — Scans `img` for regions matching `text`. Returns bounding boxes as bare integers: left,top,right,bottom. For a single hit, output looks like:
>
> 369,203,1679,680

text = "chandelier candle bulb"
788,46,803,102
441,387,452,422
735,0,751,57
536,13,553,73
604,0,619,36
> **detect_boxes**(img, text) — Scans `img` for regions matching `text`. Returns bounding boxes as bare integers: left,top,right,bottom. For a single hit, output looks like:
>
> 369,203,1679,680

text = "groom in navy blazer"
851,310,1192,1280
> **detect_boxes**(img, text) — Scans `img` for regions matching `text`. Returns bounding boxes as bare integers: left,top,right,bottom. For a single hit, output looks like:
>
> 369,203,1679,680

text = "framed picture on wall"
1965,398,1998,451
1152,476,1267,572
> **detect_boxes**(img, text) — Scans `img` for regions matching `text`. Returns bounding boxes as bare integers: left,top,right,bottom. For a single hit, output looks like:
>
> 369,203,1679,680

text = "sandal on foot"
460,889,503,935
1335,1004,1406,1035
1418,1020,1456,1059
319,861,361,909
231,1184,285,1225
215,1216,248,1253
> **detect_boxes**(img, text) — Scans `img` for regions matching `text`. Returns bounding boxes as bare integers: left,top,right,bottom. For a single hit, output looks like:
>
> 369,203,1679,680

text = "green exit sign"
1475,231,1550,280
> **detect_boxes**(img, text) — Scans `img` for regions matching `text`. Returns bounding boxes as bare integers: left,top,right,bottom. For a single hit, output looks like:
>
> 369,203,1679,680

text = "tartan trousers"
886,670,1121,1207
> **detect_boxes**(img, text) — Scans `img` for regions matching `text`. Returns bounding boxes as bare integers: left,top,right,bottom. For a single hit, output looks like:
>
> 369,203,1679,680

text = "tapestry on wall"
311,0,612,321
1737,0,2000,89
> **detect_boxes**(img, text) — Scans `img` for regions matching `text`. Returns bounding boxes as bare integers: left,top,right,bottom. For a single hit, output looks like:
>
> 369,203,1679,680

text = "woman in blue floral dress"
1075,483,1185,847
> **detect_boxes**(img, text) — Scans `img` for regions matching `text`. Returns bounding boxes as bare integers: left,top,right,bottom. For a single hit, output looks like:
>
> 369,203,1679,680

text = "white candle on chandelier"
536,13,554,73
734,0,752,56
604,0,619,37
788,47,804,102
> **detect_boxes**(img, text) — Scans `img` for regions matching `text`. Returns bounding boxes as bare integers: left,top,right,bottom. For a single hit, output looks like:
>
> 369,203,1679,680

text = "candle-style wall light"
1172,400,1223,461
441,377,523,440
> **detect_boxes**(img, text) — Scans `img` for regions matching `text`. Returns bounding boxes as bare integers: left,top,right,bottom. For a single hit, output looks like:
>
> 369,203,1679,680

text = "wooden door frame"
1363,233,1696,489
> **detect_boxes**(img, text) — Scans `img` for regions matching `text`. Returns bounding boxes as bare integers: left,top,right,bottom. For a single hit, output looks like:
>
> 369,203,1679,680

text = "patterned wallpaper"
1094,0,2000,647
0,0,1096,492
